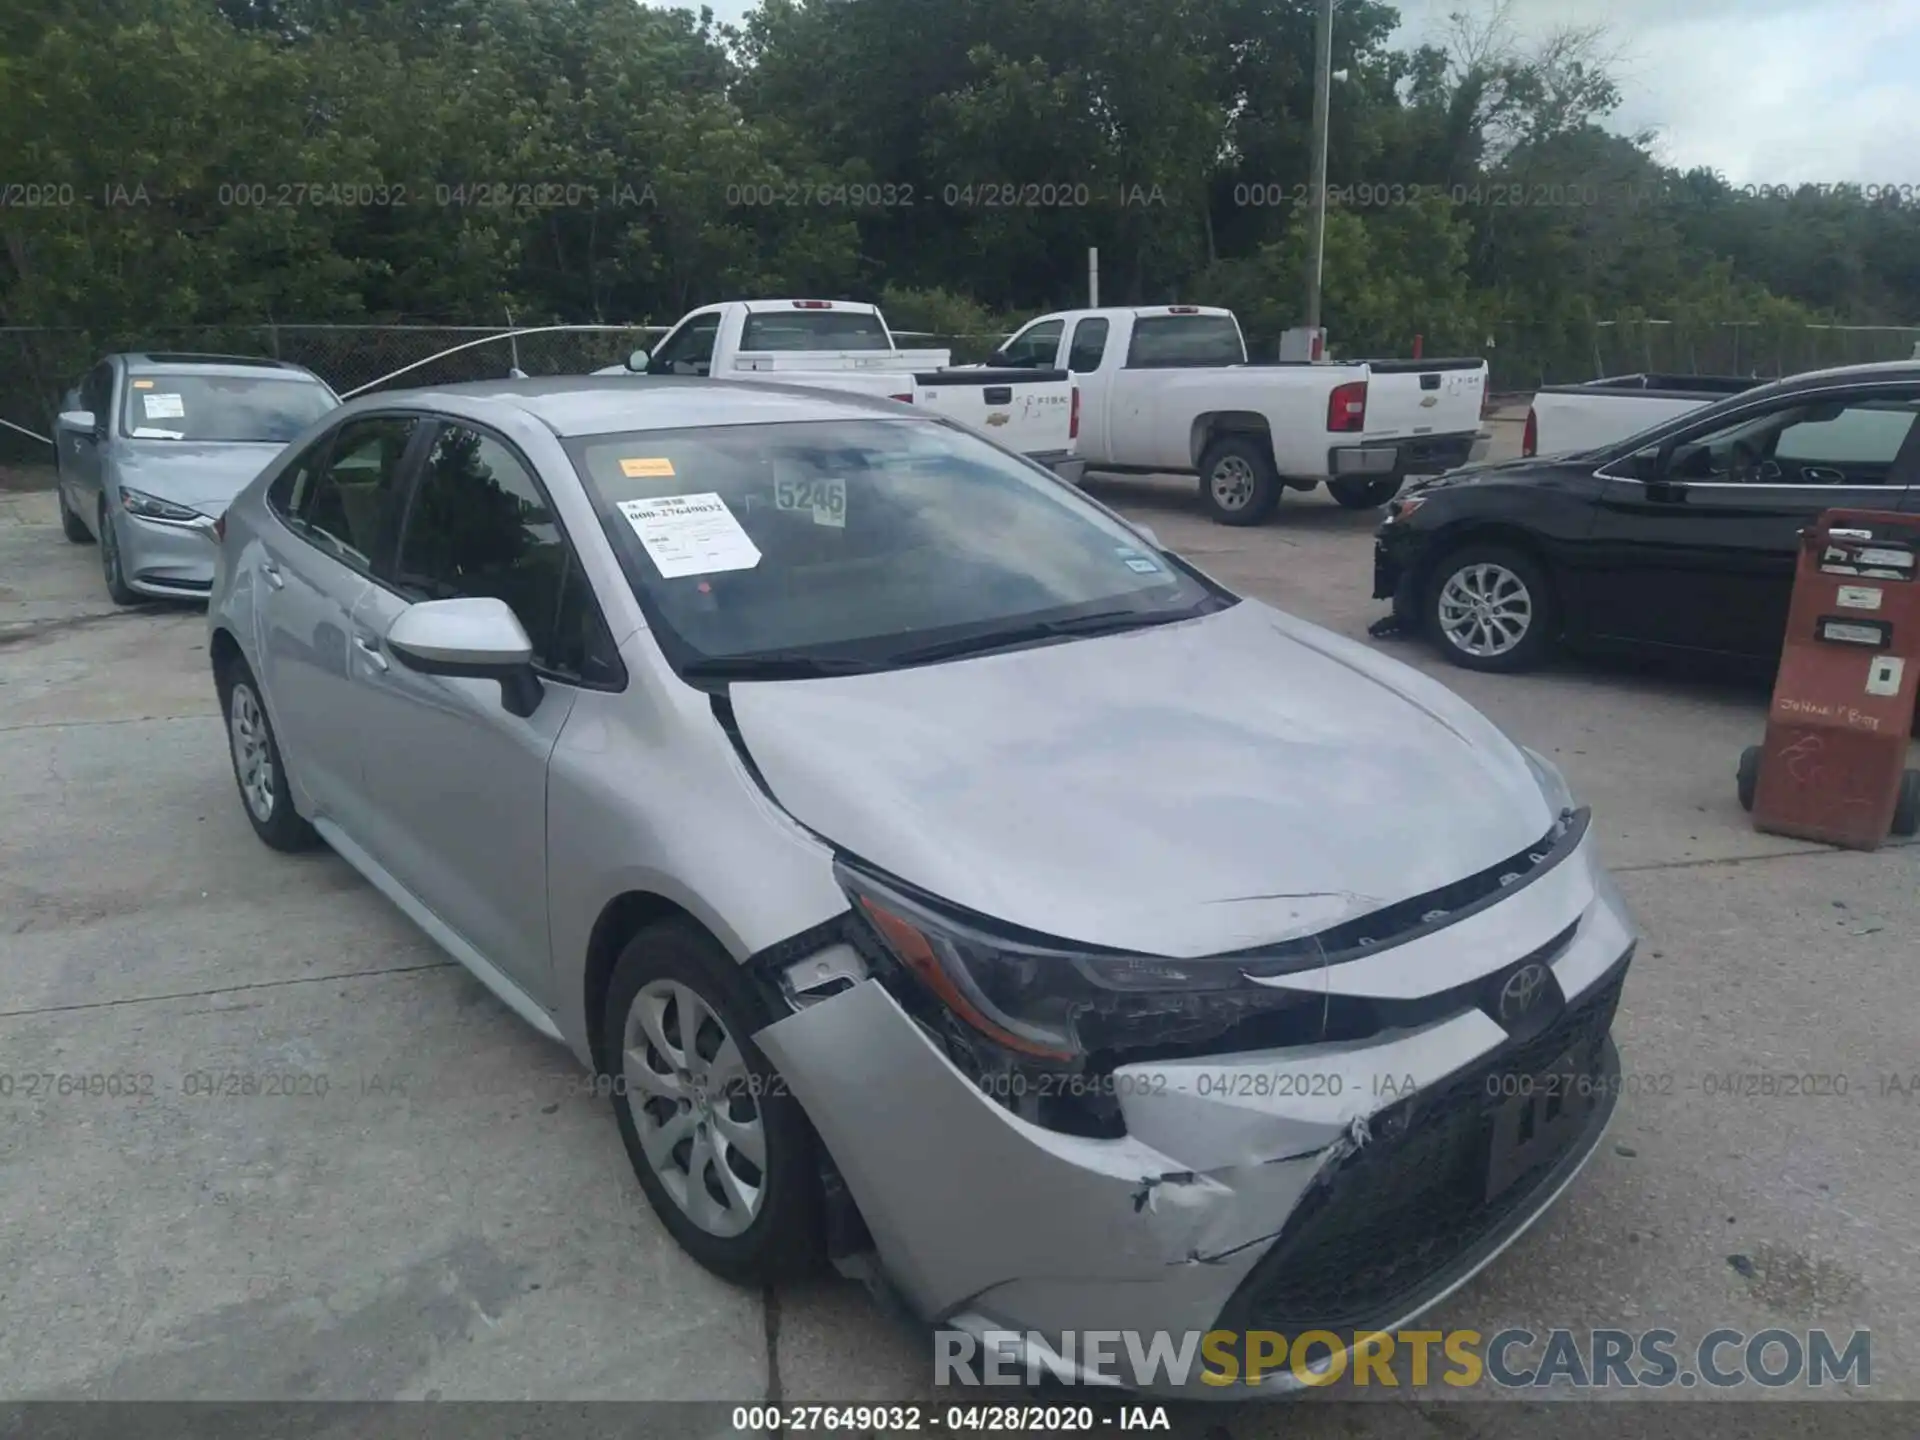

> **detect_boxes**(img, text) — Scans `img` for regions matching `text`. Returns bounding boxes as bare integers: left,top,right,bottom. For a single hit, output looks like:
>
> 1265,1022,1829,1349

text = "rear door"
256,413,425,821
1108,313,1246,469
1581,386,1920,657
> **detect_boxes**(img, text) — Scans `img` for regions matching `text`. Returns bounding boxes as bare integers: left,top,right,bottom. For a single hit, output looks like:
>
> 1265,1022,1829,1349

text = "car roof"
117,353,327,383
348,376,914,438
1744,360,1920,397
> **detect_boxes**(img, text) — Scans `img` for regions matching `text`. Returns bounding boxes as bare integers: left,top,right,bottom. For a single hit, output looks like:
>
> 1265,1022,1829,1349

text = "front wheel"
1198,435,1282,526
58,482,92,543
605,919,825,1285
1426,543,1557,673
1329,476,1402,510
218,658,317,852
99,503,140,604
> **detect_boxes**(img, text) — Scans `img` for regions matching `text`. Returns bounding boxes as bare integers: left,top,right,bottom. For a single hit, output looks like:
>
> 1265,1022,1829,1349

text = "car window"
120,373,337,442
267,433,336,520
739,309,891,352
566,416,1225,672
1000,321,1062,369
1671,395,1920,485
293,416,419,572
394,424,598,676
649,314,722,376
1066,318,1110,374
1125,316,1246,368
548,553,625,686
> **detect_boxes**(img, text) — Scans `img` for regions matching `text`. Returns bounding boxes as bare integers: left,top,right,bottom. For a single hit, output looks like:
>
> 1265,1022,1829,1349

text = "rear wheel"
1426,543,1556,673
58,482,91,543
605,919,825,1285
1738,745,1763,813
1329,476,1402,510
1198,435,1282,526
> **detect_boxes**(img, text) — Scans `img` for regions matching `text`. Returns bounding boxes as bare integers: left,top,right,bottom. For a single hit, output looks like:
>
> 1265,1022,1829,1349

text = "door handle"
1801,467,1847,486
352,635,388,672
259,559,285,589
1646,480,1689,504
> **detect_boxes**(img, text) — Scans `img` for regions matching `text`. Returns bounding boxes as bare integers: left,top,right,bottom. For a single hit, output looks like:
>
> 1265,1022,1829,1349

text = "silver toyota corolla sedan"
207,378,1636,1396
55,352,339,602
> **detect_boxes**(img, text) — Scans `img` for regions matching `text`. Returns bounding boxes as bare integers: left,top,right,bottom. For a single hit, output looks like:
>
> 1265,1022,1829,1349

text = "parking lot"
4,418,1919,1431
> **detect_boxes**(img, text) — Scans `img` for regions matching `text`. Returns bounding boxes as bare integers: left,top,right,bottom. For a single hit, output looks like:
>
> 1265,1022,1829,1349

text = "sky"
653,0,1920,186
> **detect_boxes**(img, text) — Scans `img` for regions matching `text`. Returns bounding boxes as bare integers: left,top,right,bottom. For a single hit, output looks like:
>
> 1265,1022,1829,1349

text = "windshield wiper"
881,606,1204,667
680,652,879,682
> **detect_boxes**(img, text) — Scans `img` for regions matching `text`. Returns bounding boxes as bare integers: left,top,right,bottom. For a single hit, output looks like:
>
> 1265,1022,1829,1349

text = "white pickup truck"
984,305,1489,524
1524,373,1768,458
607,299,1082,481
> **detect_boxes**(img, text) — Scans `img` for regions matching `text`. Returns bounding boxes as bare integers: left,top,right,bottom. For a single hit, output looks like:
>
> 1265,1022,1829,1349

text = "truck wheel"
1426,543,1556,673
1738,745,1762,814
1893,770,1920,838
1198,436,1281,526
1330,477,1402,510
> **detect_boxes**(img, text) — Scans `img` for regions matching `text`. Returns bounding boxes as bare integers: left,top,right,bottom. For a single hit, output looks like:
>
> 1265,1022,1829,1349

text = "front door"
1581,388,1920,658
62,361,115,522
348,422,602,1003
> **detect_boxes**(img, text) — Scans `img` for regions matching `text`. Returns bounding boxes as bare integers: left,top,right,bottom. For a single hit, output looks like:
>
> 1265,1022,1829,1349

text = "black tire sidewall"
58,482,91,542
602,920,824,1285
1426,543,1556,673
99,504,139,604
1199,436,1281,526
216,658,315,851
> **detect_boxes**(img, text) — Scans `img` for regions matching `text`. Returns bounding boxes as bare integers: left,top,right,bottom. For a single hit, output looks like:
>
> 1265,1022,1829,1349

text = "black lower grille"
1217,964,1626,1334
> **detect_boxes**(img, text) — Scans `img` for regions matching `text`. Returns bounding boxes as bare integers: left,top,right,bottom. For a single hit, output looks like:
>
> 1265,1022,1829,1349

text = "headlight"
836,862,1326,1066
1386,495,1427,523
1520,745,1577,815
118,486,203,524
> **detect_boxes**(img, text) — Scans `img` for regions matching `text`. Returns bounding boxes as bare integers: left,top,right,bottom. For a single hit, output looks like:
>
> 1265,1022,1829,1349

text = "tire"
1329,476,1402,510
1893,770,1920,839
58,482,91,543
1198,435,1282,526
1738,745,1762,814
604,919,825,1286
1426,542,1557,674
98,502,140,605
216,656,318,852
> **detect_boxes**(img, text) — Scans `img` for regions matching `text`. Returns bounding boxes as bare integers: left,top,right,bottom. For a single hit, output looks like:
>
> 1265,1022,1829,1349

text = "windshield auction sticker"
617,492,762,578
142,392,186,419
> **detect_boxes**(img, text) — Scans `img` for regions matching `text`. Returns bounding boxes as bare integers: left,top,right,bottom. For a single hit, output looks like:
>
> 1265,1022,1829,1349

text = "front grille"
1217,964,1626,1334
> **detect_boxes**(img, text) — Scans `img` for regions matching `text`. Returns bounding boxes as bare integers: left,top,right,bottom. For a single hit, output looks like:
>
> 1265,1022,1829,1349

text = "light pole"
1304,0,1335,337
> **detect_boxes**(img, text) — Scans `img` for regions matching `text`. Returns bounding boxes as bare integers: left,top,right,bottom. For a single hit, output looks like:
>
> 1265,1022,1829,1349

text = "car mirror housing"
58,409,97,435
386,597,545,717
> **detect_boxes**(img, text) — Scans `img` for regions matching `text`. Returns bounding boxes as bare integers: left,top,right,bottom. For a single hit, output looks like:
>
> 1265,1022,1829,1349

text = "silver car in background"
55,352,339,602
206,378,1636,1397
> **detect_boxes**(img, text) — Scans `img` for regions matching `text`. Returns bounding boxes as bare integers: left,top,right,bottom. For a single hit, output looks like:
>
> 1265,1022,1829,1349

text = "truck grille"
1216,965,1625,1335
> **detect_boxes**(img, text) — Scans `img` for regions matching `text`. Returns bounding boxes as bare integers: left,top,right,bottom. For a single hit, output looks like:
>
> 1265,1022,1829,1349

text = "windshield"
122,373,338,442
738,309,892,352
569,417,1228,676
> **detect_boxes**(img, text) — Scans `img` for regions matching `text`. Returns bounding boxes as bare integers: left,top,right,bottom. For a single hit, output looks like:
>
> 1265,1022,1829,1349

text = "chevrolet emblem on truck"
985,412,1010,426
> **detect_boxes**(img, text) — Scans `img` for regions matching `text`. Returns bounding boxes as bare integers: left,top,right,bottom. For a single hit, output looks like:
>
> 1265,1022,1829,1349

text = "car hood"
727,599,1554,958
109,441,288,514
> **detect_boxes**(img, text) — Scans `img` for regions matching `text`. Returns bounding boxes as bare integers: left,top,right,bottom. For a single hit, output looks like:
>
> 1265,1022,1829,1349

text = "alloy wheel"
228,682,276,823
1438,562,1533,659
622,979,767,1238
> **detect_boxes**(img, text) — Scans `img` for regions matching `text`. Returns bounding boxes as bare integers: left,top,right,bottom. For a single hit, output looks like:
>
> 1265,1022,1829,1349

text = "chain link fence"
6,318,1919,465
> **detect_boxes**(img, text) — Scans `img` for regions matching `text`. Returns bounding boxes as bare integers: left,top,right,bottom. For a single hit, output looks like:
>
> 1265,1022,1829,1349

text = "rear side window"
1067,318,1110,373
1125,316,1246,368
290,416,419,573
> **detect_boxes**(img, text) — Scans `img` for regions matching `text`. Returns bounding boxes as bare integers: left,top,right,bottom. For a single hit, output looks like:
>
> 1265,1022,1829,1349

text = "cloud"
649,0,1920,184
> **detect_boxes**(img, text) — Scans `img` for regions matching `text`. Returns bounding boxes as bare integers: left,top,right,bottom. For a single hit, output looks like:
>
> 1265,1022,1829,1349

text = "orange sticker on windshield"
132,379,154,389
620,457,675,478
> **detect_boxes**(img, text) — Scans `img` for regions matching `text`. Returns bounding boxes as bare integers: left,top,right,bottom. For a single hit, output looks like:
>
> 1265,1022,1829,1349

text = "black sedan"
1373,362,1920,673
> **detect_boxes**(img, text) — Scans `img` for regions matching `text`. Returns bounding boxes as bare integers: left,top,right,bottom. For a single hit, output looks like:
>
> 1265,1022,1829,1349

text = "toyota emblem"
1497,962,1550,1025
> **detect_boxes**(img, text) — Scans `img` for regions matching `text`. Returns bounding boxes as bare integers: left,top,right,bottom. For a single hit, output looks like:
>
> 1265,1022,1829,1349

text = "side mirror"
626,349,650,373
386,597,545,718
986,350,1012,368
58,409,97,436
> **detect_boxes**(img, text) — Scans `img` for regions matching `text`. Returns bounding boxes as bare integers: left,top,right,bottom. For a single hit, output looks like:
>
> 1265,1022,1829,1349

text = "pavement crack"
1612,841,1915,876
0,607,167,648
0,960,456,1020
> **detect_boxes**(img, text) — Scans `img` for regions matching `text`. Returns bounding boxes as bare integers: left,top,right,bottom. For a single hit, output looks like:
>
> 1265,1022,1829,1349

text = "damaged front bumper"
754,831,1637,1400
